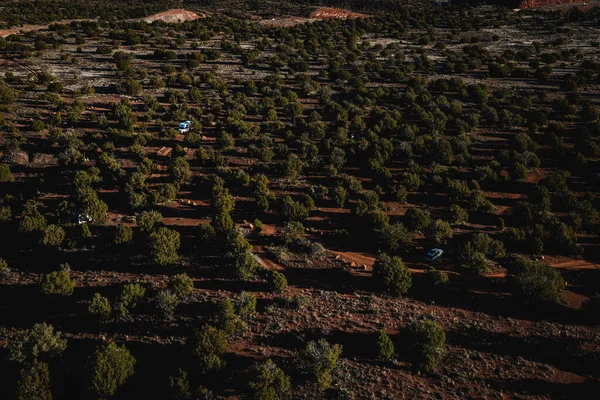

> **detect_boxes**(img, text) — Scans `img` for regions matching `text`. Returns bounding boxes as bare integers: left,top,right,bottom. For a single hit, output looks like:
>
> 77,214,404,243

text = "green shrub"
169,273,194,298
137,210,163,232
215,298,246,336
189,325,228,373
374,330,395,361
16,359,52,400
0,258,10,280
114,224,132,244
372,253,412,297
89,293,112,321
249,359,291,400
116,283,146,316
149,227,180,266
424,267,449,287
515,258,564,304
42,224,65,247
425,219,453,245
236,292,257,319
155,290,179,317
88,342,136,399
269,271,288,293
300,339,342,391
41,270,75,296
408,320,446,372
404,208,431,232
8,322,67,364
0,163,15,182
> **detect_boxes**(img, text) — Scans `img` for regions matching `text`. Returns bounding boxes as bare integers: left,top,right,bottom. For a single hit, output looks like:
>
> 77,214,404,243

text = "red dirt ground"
308,7,370,20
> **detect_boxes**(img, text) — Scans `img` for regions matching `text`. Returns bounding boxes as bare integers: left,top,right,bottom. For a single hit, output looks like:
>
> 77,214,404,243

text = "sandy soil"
142,9,205,24
308,7,370,20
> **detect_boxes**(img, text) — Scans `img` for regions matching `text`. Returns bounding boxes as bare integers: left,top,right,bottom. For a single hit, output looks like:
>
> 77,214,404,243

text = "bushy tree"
189,325,228,373
16,359,52,400
378,223,412,254
374,329,395,361
88,342,136,399
42,225,65,248
515,258,564,304
8,323,67,364
269,270,288,293
0,163,15,182
41,270,75,296
155,290,179,317
372,253,412,296
89,293,112,321
300,339,342,391
113,224,132,245
408,320,446,372
137,210,162,232
236,292,257,319
249,359,291,400
169,273,194,298
215,298,246,336
149,227,181,266
404,208,431,232
424,267,449,287
425,219,453,245
116,283,146,317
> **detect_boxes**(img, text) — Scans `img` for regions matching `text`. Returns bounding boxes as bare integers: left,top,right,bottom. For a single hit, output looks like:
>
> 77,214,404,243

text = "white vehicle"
75,212,92,225
178,120,192,133
425,248,443,262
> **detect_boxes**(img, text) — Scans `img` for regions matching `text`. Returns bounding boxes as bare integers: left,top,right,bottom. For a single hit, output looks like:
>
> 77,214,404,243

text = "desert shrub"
169,273,194,298
88,342,136,399
215,298,246,336
81,223,92,238
155,290,179,317
372,253,412,297
279,221,304,244
236,292,257,319
137,210,163,232
149,227,181,266
424,267,449,287
89,293,112,321
374,330,395,361
116,283,146,316
168,368,190,400
19,200,47,233
408,320,446,372
425,219,453,245
449,205,468,225
189,325,228,373
378,222,412,254
281,195,309,222
300,339,343,391
16,359,52,400
268,270,288,293
113,224,132,244
8,322,67,364
249,359,291,400
0,163,15,182
515,258,564,304
41,270,75,296
0,258,11,280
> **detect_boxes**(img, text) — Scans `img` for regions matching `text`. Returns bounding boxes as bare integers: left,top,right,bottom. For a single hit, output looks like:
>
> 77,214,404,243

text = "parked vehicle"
425,248,443,262
178,120,192,133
